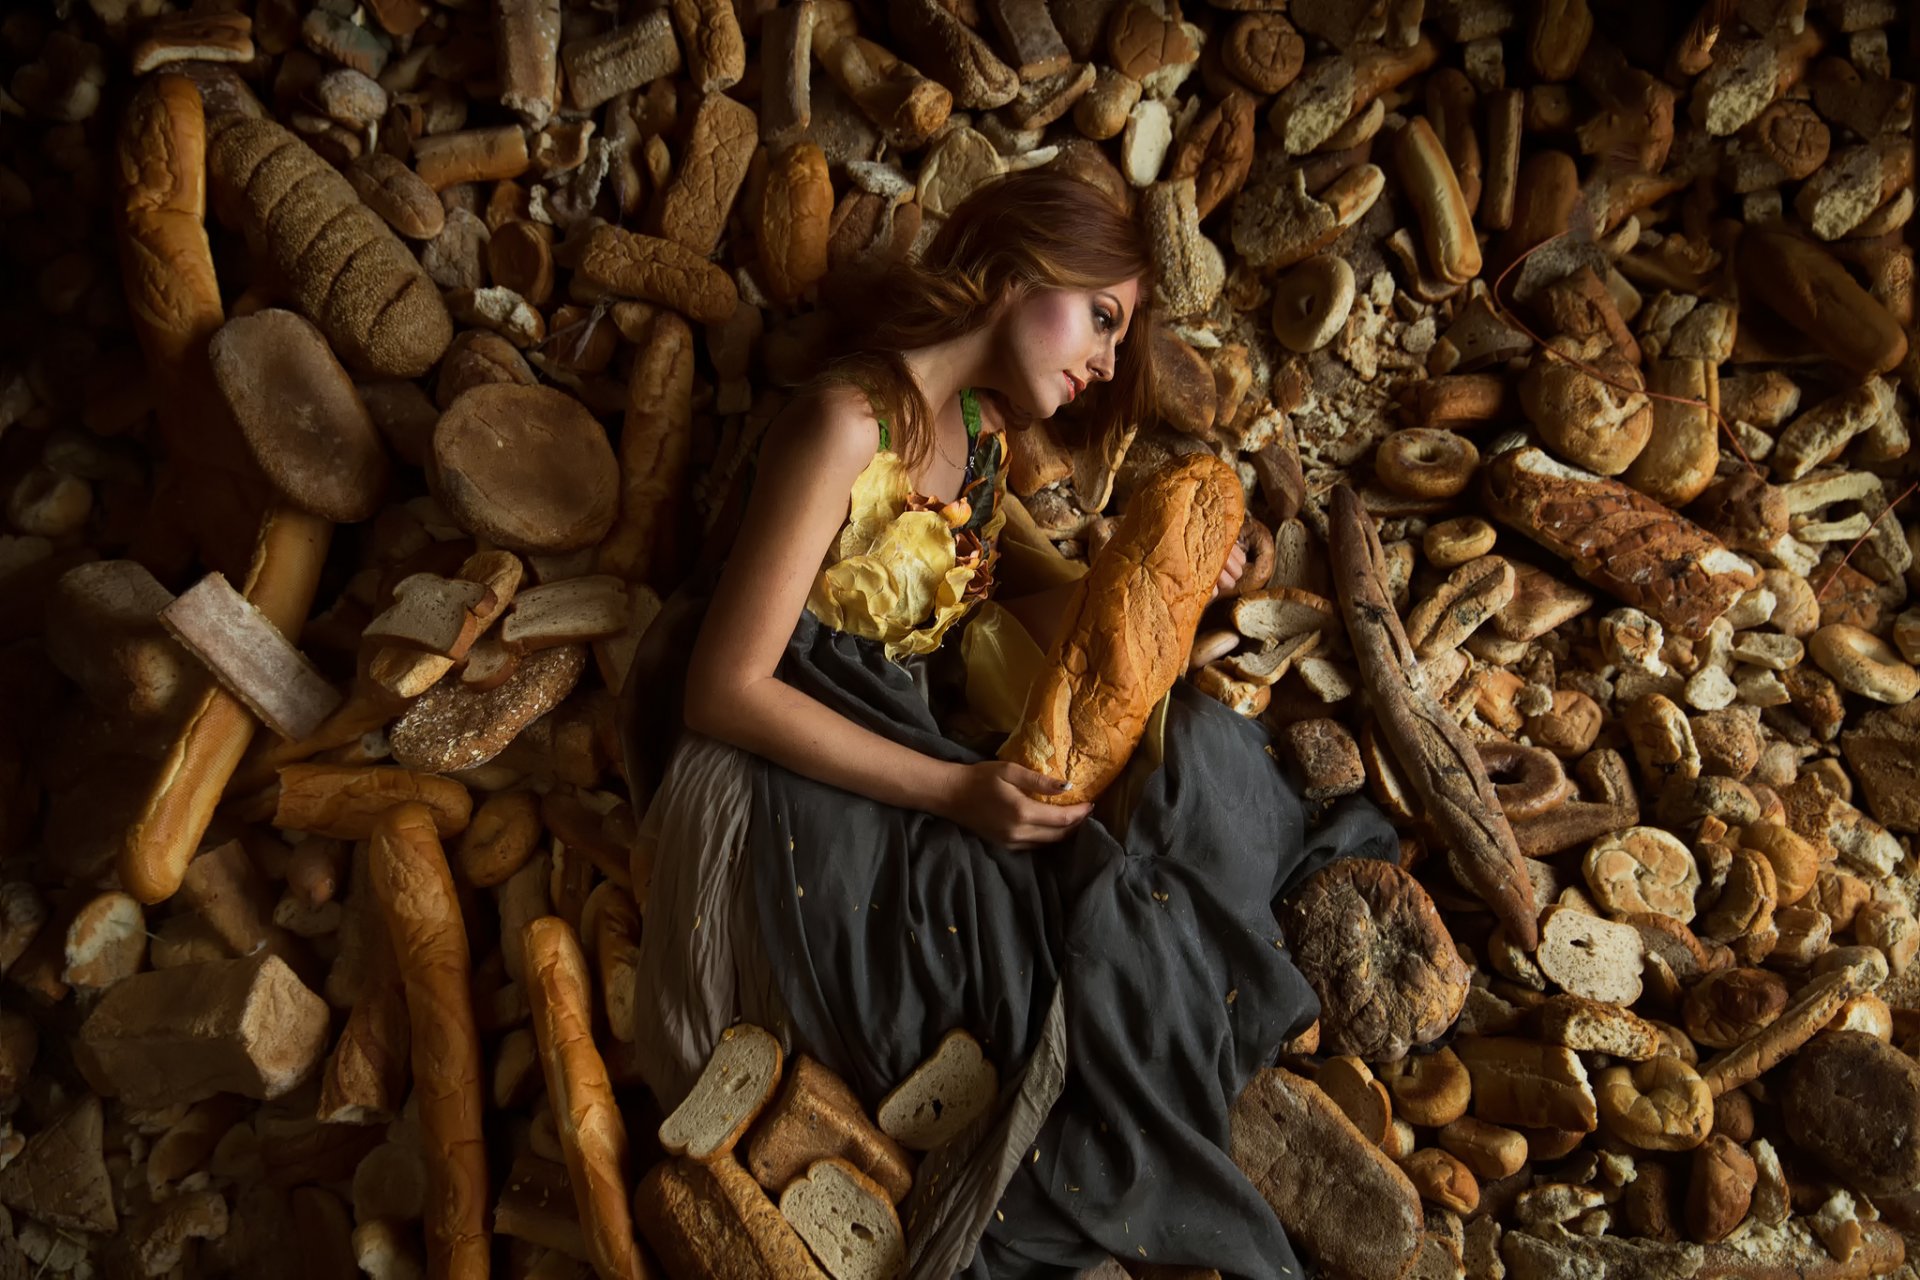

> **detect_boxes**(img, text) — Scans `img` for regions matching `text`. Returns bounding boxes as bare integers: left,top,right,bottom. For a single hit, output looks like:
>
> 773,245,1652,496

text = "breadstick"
120,504,332,904
523,916,649,1280
370,802,489,1280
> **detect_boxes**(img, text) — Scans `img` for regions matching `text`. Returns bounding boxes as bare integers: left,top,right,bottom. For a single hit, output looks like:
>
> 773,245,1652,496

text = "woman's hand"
1211,541,1248,600
936,762,1093,849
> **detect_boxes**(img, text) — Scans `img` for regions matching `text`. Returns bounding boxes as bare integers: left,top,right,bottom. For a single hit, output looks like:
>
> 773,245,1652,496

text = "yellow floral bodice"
805,386,1010,662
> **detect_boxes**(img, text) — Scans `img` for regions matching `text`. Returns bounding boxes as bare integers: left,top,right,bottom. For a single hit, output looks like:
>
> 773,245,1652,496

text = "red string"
1485,230,1764,479
1815,479,1919,601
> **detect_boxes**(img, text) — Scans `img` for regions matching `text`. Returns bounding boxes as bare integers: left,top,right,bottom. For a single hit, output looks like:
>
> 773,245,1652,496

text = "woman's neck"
900,325,1003,413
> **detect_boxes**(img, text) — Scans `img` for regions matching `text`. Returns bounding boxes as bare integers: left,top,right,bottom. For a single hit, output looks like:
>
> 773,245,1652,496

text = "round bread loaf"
209,309,389,522
1783,1029,1920,1195
432,384,619,552
1281,857,1469,1061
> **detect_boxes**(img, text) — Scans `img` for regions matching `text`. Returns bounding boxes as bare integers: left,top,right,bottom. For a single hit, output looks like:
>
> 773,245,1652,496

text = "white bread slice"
1536,905,1645,1006
658,1023,784,1162
501,575,631,652
876,1029,997,1152
363,573,493,657
778,1158,906,1280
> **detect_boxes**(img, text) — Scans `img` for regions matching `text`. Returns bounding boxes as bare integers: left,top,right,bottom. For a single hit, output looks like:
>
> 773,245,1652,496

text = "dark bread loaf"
999,453,1244,804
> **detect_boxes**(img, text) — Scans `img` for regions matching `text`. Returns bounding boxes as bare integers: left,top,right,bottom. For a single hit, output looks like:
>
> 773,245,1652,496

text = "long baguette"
370,802,489,1280
998,453,1243,804
523,916,649,1280
119,504,332,904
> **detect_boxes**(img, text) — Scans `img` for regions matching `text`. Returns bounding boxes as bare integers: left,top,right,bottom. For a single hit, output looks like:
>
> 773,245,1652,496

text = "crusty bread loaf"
523,915,646,1280
205,113,452,378
633,1155,830,1280
746,1056,914,1203
999,453,1244,803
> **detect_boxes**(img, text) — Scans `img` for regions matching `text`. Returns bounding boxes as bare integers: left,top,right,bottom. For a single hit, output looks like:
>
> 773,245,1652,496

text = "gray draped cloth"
749,610,1399,1278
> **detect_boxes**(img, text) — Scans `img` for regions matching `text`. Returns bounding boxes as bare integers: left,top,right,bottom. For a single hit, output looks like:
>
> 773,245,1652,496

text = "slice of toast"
658,1022,784,1162
876,1029,997,1152
779,1158,906,1280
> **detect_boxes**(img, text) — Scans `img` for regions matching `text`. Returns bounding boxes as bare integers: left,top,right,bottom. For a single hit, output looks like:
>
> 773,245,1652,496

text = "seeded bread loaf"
999,453,1244,803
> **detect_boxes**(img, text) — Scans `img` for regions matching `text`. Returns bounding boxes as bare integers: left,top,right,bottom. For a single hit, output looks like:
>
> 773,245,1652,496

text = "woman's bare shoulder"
769,381,885,468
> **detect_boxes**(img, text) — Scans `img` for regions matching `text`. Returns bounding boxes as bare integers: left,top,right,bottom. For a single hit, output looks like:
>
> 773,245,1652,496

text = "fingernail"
1058,780,1073,791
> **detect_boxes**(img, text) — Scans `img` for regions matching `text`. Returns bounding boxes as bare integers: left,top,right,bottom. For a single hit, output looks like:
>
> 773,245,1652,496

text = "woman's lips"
1064,372,1082,400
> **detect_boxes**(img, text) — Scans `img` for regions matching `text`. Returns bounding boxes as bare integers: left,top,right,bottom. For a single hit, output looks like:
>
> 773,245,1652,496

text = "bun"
999,453,1243,803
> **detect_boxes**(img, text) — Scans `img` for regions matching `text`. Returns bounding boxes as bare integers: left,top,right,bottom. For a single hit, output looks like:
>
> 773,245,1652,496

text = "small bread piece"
634,1156,830,1280
659,1023,785,1162
747,1057,914,1204
370,802,489,1280
74,953,329,1108
779,1158,906,1280
1532,994,1661,1061
161,571,343,742
388,644,588,774
577,223,740,324
1535,905,1644,1005
1000,454,1243,802
501,576,631,652
208,309,390,522
876,1028,998,1152
434,384,619,553
523,916,646,1280
363,574,494,658
1454,1035,1598,1133
1314,1056,1392,1145
1581,827,1701,922
1595,1057,1712,1152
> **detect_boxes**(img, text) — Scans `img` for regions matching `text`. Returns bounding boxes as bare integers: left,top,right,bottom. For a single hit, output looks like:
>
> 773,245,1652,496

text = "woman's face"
994,278,1140,419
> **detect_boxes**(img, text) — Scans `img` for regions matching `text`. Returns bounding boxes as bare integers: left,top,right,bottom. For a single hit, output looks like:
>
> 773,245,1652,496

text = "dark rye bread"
999,453,1244,804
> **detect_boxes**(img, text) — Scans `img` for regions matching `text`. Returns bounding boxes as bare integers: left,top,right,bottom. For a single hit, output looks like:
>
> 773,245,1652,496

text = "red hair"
800,167,1158,474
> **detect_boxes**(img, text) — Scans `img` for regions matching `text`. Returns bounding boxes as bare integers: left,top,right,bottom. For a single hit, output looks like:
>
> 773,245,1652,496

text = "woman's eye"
1095,308,1114,331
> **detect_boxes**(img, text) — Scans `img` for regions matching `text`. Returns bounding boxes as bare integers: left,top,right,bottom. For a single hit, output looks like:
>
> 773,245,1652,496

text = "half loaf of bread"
998,453,1244,803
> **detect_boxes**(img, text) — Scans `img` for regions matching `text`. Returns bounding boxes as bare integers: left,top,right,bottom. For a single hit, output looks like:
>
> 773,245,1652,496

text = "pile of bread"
1,0,1918,1277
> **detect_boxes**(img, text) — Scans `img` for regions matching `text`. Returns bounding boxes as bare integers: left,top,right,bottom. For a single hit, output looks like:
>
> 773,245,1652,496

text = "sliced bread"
1536,905,1645,1006
658,1022,784,1162
876,1029,998,1152
747,1056,915,1203
779,1158,906,1280
633,1155,829,1280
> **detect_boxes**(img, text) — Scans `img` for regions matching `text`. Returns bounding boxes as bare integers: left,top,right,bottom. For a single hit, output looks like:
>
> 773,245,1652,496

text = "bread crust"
524,916,648,1280
999,453,1243,803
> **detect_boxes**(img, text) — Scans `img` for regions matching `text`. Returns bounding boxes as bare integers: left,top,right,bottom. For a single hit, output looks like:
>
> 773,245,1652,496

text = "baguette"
370,802,489,1280
119,505,332,904
523,916,648,1280
999,453,1243,804
115,72,265,578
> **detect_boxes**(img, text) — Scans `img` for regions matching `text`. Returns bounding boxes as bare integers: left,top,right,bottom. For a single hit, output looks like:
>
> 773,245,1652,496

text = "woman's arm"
682,387,967,812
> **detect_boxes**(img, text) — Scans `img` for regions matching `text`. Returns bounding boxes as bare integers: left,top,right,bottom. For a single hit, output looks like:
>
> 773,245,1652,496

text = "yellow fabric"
805,438,1012,662
958,600,1048,734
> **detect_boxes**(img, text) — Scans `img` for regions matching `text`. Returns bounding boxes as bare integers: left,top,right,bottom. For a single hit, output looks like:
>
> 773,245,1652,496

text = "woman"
631,169,1396,1278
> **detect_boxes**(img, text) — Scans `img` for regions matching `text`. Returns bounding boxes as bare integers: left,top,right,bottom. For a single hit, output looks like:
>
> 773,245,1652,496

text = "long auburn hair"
799,167,1159,475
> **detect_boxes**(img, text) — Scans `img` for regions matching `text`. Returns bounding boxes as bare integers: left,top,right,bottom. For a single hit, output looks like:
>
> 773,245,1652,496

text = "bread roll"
999,453,1243,803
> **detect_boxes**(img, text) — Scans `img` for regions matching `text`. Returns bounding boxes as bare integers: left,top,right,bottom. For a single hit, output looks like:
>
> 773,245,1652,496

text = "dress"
631,387,1399,1278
